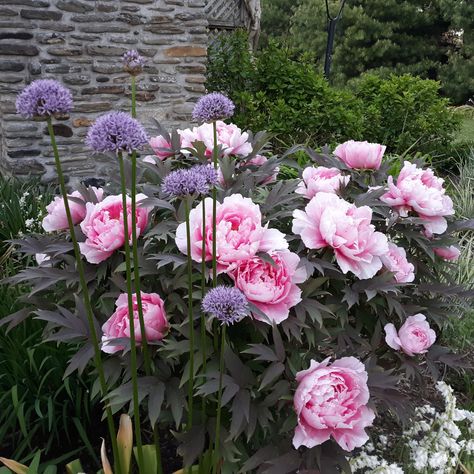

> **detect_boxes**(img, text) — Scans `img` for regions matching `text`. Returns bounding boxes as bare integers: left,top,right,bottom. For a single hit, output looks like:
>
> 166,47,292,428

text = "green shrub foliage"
207,33,460,156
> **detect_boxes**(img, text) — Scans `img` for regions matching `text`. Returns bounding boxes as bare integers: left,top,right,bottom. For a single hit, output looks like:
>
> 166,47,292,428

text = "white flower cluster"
406,381,474,473
350,451,404,473
350,381,474,473
19,191,44,234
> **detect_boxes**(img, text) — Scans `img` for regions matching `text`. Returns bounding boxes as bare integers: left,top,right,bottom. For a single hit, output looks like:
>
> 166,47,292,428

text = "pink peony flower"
149,135,174,160
178,121,252,157
101,292,169,354
384,314,436,356
381,161,454,236
433,245,461,261
228,250,307,324
79,193,151,264
381,242,415,283
42,187,104,232
334,140,386,170
175,194,288,271
293,357,375,452
292,192,388,279
296,166,349,199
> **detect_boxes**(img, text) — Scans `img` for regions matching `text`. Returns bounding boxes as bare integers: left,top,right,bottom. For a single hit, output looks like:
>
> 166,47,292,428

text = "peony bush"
3,50,472,473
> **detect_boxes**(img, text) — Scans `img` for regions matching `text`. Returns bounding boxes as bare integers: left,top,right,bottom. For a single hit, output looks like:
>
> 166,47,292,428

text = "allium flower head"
202,286,249,325
192,92,235,123
86,111,148,154
16,79,73,119
162,168,209,197
192,164,219,187
122,49,145,76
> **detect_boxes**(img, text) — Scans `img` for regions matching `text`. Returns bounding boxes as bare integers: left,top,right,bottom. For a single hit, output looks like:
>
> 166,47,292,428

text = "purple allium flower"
122,49,146,76
193,164,219,187
202,286,248,326
16,79,73,119
86,111,148,154
192,92,235,123
162,168,209,197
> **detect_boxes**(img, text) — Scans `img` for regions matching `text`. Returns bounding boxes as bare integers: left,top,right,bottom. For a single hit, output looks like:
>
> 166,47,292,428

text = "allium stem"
130,151,164,474
211,121,218,287
131,75,137,119
118,151,145,473
211,121,219,353
46,118,121,474
200,198,207,407
185,197,195,430
213,324,226,474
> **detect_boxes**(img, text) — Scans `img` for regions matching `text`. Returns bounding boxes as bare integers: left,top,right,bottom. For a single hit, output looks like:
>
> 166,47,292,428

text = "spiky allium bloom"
202,286,249,326
193,164,219,187
192,92,235,123
162,167,210,197
86,111,148,154
16,79,73,119
122,49,145,76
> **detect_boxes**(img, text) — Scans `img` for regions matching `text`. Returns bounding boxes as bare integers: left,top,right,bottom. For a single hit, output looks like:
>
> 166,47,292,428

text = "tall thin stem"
185,197,195,430
211,120,218,287
131,75,137,119
47,118,121,473
213,324,226,474
130,150,164,474
118,151,144,472
198,199,208,474
211,121,219,353
200,198,207,403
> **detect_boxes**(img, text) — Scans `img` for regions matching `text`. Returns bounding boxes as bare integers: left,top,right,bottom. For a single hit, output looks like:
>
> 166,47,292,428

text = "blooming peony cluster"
296,166,349,199
102,292,168,354
381,161,454,236
228,250,306,324
293,357,375,451
384,314,436,356
334,140,386,170
176,194,307,323
381,242,415,283
79,194,151,264
178,121,252,157
42,187,103,232
292,192,388,279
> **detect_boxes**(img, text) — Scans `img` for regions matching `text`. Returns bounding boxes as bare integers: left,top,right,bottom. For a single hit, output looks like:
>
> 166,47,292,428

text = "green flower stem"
46,118,122,474
130,151,164,474
211,121,218,287
213,324,226,474
211,121,219,353
198,199,207,474
185,197,195,430
131,75,137,119
118,151,144,473
200,198,207,401
129,152,152,375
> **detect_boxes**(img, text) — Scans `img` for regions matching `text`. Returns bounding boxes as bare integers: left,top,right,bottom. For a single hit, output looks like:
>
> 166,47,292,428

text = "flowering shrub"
351,382,474,473
3,52,473,472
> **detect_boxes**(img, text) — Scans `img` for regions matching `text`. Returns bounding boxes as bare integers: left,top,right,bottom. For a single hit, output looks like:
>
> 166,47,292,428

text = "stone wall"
0,0,209,183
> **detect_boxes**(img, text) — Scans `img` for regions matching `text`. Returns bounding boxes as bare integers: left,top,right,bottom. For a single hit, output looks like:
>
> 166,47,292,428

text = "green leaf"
65,460,84,474
148,382,165,426
259,362,285,390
